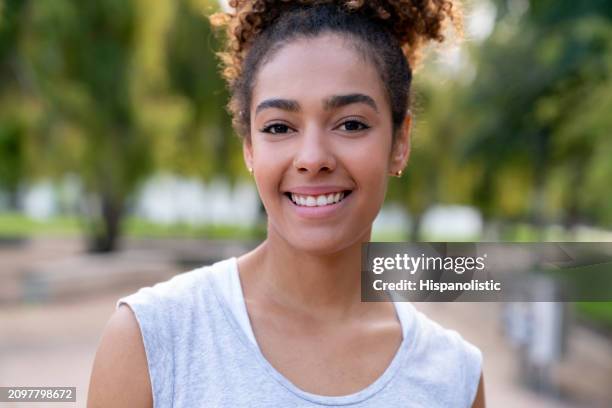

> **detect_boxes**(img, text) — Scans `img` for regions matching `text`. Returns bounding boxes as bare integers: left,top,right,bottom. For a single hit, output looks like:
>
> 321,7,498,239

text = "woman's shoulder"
115,256,236,312
111,256,238,362
396,302,483,405
88,305,153,408
407,303,481,359
89,257,238,408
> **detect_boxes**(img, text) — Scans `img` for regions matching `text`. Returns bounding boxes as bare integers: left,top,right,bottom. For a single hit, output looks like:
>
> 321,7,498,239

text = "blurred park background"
0,0,611,406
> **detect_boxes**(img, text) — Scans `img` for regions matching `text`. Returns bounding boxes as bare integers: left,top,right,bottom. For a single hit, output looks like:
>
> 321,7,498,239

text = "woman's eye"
261,123,292,134
338,120,370,132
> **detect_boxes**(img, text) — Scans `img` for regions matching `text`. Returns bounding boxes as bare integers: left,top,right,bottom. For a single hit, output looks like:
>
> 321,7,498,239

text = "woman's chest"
249,313,403,397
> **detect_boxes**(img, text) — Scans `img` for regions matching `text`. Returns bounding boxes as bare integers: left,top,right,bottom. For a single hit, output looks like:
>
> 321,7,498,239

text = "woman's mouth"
284,190,353,207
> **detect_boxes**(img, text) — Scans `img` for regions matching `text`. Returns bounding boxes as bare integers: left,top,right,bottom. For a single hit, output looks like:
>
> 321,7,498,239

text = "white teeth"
289,191,347,207
306,196,317,206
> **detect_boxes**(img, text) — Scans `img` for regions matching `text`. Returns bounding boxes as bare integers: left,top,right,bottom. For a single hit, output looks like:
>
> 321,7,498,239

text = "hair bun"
211,0,462,83
347,0,463,67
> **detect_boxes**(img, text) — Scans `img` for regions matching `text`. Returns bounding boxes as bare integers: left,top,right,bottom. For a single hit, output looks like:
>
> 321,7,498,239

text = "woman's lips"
289,191,348,206
283,185,354,195
283,190,353,219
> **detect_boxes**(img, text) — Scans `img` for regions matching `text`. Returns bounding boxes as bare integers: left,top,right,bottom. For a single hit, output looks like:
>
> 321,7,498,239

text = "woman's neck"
238,225,372,321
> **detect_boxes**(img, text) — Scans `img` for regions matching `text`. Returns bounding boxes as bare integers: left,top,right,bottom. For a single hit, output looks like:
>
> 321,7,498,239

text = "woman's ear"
390,112,412,174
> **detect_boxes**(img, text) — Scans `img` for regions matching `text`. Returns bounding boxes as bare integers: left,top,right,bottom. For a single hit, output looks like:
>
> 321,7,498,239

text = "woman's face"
245,33,410,255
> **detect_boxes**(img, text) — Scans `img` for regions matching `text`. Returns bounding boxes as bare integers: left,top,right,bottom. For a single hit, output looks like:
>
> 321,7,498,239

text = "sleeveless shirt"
116,257,482,407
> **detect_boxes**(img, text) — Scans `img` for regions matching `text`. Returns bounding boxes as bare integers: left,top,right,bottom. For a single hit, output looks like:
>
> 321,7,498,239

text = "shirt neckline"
210,256,417,406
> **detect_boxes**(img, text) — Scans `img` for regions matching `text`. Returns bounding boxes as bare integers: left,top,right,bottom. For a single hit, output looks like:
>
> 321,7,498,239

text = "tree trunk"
6,187,20,211
410,213,423,242
88,192,124,253
530,130,551,240
563,161,585,238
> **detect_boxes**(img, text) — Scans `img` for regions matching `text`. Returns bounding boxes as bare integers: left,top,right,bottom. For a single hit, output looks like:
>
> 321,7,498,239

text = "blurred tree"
165,0,265,238
546,20,612,228
0,0,29,210
461,0,612,233
20,0,152,252
387,76,479,240
3,0,250,249
0,117,25,209
165,0,240,181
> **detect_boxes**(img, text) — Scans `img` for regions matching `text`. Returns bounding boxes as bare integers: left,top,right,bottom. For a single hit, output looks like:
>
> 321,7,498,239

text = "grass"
0,213,82,236
0,212,265,240
575,302,612,329
124,218,265,240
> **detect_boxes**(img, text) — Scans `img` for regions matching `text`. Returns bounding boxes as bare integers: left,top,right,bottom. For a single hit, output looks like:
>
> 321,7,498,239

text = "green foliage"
386,76,480,239
165,0,239,180
0,117,24,202
461,0,612,228
0,0,236,251
384,0,612,237
16,0,153,251
0,0,29,206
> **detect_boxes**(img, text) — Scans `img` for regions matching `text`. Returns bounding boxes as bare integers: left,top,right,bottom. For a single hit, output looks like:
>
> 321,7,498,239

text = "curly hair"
210,0,462,141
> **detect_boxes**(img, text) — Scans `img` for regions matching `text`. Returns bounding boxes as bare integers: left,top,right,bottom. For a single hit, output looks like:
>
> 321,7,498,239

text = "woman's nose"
292,126,336,174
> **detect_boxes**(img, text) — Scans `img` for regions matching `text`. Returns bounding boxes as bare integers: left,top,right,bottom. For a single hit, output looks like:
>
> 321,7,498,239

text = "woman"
88,1,485,406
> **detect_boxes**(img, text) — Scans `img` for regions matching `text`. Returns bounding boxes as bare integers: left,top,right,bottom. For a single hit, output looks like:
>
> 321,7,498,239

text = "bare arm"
471,372,486,408
88,305,153,408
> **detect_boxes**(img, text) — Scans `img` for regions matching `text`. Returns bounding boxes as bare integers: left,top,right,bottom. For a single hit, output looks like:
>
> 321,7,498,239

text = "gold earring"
395,169,403,177
248,167,254,176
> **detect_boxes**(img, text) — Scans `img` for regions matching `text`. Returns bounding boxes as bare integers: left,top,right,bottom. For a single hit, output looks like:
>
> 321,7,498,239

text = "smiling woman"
247,33,397,253
88,1,485,407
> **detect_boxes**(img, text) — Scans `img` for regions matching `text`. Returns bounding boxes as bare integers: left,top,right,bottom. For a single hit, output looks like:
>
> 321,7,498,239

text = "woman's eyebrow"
255,99,300,115
324,93,378,113
254,94,378,115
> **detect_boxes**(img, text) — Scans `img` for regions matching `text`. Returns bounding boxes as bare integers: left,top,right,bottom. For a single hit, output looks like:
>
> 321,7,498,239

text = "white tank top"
117,256,482,407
